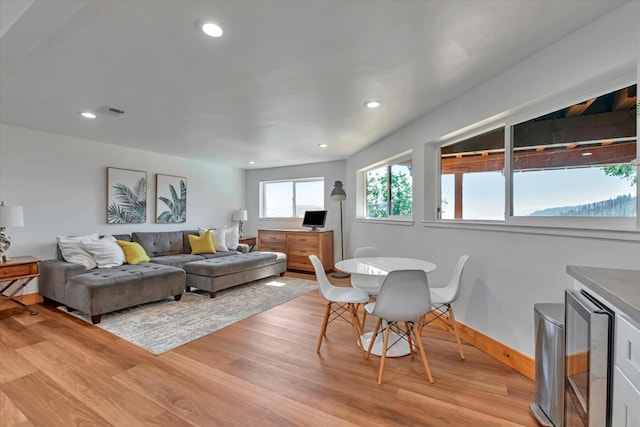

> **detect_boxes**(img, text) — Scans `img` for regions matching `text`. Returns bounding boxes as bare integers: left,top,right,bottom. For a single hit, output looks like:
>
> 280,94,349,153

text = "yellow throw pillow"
189,230,216,255
116,240,151,264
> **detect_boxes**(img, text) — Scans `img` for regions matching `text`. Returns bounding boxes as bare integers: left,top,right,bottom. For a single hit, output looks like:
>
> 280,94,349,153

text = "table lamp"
232,209,248,238
0,201,24,262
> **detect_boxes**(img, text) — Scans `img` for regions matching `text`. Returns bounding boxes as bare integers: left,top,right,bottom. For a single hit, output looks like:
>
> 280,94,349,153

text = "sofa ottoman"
184,251,287,297
64,263,185,324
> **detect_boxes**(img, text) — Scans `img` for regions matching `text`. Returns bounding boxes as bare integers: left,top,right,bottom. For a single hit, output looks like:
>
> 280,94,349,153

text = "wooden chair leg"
361,307,368,331
404,321,414,355
447,305,465,360
413,328,434,384
366,318,382,359
417,315,425,336
378,322,391,385
349,303,365,352
316,302,331,353
361,295,376,330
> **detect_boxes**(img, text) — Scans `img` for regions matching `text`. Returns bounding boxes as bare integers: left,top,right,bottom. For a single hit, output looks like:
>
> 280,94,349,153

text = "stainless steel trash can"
530,303,565,427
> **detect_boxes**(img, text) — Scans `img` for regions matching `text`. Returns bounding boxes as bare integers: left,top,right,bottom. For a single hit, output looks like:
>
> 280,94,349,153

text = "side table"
0,256,40,315
239,236,257,251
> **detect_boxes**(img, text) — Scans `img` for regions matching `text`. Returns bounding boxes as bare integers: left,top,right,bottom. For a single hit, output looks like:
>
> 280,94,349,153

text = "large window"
440,128,505,220
438,84,637,222
261,178,324,218
512,85,637,217
364,154,413,218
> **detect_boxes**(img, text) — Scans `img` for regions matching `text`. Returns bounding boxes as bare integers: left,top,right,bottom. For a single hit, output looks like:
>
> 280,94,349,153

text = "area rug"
59,276,317,355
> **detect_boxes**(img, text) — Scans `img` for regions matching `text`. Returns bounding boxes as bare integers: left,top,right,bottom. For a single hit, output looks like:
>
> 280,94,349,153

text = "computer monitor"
302,210,327,231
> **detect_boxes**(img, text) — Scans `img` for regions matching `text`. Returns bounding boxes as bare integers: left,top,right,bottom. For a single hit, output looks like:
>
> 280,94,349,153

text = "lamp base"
331,271,350,279
0,227,11,262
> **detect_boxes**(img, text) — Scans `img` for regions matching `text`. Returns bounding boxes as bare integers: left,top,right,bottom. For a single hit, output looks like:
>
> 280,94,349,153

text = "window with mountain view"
439,84,637,221
512,84,637,217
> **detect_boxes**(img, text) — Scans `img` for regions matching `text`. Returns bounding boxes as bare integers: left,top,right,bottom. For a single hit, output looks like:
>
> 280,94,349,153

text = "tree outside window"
365,158,412,218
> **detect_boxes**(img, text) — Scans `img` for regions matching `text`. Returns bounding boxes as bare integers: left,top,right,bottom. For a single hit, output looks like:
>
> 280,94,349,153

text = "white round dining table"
335,257,437,277
334,257,437,357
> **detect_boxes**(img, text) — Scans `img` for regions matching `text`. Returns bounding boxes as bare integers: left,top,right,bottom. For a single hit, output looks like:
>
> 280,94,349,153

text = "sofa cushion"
226,225,240,250
183,252,280,277
82,235,125,268
116,240,151,264
197,226,229,251
150,254,204,268
57,233,100,269
182,230,199,254
189,231,216,254
200,251,240,259
132,231,184,257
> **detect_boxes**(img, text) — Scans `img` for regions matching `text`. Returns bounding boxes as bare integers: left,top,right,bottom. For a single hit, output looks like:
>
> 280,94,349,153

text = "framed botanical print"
156,174,187,223
107,167,147,224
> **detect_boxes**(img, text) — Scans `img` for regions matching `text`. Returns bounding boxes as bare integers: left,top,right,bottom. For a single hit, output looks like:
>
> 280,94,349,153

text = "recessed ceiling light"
582,152,593,156
318,144,328,148
200,22,223,38
80,112,96,119
365,100,381,108
248,161,255,165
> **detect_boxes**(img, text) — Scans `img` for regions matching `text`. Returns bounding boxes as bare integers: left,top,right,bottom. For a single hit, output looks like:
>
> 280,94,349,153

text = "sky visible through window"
442,167,637,220
263,180,324,218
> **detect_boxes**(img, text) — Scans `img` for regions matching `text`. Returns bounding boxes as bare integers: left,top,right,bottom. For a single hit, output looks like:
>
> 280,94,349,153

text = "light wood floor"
1,272,538,426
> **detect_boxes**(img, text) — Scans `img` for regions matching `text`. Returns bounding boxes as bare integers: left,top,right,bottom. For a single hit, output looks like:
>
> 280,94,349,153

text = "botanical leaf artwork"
156,175,186,223
107,168,147,224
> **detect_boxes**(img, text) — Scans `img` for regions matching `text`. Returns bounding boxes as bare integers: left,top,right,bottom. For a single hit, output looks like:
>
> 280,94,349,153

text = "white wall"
347,1,640,357
0,124,246,294
245,160,347,261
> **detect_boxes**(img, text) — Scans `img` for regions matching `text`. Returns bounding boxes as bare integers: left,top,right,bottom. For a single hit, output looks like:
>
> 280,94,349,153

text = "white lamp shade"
0,205,24,227
232,209,248,222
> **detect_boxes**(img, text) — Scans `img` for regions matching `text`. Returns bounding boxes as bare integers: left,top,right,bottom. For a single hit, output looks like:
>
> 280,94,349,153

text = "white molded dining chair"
351,247,383,328
365,269,434,385
309,255,370,353
425,254,469,360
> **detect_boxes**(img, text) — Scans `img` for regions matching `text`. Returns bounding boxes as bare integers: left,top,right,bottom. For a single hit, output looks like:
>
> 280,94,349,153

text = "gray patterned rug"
59,276,317,355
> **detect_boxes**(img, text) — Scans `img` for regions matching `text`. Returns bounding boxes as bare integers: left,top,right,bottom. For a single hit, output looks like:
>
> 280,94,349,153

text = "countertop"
567,265,640,324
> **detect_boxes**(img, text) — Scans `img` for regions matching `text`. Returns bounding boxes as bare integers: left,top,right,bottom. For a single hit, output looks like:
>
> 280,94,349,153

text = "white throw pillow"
82,234,125,268
57,233,100,270
211,227,228,251
225,224,240,250
198,226,229,251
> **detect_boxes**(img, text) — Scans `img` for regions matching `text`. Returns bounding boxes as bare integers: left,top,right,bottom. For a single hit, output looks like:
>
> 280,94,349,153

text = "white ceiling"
0,0,628,169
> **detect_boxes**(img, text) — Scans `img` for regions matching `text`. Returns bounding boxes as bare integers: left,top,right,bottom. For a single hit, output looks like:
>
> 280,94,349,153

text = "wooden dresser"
258,229,334,273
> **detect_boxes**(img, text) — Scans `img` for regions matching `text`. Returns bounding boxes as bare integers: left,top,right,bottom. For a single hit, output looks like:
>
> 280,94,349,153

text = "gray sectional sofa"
39,230,287,324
